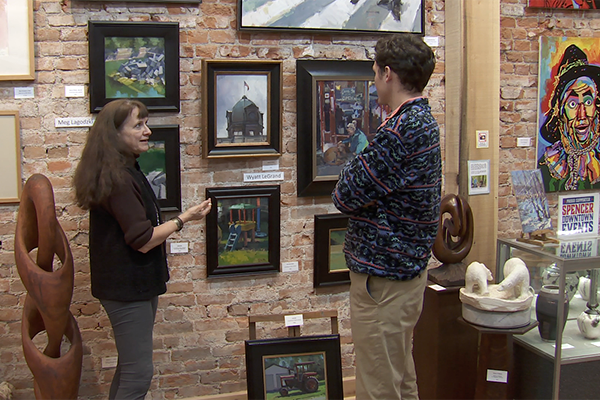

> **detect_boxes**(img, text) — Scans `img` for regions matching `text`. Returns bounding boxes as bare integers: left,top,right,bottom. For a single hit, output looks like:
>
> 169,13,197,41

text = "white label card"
262,160,279,171
55,117,95,128
423,36,439,47
282,261,299,272
102,356,118,369
14,87,34,98
285,314,304,327
486,369,508,383
428,284,446,291
65,85,85,97
170,242,189,254
243,172,284,182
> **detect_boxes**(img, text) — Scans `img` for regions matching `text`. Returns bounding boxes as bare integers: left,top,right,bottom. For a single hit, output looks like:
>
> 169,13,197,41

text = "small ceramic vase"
577,275,600,302
577,309,600,339
536,285,570,341
542,264,578,301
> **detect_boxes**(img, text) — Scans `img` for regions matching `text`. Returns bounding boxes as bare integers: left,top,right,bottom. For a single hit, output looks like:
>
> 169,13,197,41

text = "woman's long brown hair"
73,99,149,210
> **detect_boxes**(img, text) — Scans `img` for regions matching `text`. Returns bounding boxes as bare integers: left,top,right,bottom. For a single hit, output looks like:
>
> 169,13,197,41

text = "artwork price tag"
284,314,304,327
486,369,508,383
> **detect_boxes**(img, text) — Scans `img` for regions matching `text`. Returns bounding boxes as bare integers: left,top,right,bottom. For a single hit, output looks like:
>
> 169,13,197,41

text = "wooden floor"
184,376,355,400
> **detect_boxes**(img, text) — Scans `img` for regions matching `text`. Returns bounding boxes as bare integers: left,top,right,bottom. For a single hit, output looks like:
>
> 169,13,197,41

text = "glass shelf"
497,237,600,400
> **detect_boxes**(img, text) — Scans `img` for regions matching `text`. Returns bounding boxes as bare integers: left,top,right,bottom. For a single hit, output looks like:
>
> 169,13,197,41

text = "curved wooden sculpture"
429,194,474,286
14,174,82,399
433,194,474,264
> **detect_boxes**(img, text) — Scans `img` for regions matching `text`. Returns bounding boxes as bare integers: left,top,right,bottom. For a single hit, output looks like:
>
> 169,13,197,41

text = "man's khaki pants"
350,271,427,400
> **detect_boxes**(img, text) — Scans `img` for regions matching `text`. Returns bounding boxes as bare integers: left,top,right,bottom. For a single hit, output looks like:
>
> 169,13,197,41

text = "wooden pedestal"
413,284,478,399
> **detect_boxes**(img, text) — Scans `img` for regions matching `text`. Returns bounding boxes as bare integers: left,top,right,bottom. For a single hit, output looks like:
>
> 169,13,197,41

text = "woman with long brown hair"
74,99,211,399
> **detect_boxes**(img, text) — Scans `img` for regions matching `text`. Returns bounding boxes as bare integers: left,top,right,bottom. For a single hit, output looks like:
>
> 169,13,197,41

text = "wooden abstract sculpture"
14,174,82,399
428,194,474,286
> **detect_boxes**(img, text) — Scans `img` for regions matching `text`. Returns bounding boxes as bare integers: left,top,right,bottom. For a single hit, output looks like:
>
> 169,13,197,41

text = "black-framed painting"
314,214,350,288
202,60,282,158
88,21,180,113
297,59,390,197
137,125,181,212
205,185,280,277
238,0,424,34
245,334,343,400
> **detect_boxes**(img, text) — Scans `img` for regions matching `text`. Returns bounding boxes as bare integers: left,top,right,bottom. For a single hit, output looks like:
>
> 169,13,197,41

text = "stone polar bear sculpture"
497,257,530,299
465,261,494,295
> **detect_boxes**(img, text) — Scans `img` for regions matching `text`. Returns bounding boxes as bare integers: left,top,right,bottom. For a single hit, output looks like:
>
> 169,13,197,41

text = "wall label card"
243,172,284,182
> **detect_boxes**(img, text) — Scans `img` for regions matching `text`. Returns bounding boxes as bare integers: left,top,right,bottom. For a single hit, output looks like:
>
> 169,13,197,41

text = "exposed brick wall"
499,0,600,238
0,0,446,398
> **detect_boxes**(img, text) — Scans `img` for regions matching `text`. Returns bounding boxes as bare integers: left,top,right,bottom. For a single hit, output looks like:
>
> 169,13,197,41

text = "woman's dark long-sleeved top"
89,163,168,301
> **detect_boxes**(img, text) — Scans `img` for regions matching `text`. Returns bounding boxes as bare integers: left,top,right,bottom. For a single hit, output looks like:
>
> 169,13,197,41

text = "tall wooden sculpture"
428,194,474,287
14,174,82,399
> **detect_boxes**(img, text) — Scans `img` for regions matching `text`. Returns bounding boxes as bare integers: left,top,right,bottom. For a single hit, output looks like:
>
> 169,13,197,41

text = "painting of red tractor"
216,196,270,266
262,353,327,399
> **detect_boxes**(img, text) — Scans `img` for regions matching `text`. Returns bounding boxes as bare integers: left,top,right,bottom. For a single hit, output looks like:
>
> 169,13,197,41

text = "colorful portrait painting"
536,37,600,192
528,0,600,9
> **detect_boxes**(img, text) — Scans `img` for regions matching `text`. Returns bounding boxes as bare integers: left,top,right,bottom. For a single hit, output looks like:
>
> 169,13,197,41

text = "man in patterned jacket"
332,33,442,400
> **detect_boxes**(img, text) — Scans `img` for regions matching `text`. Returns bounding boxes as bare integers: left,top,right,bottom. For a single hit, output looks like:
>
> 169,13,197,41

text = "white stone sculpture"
464,261,493,295
459,258,534,328
497,257,531,299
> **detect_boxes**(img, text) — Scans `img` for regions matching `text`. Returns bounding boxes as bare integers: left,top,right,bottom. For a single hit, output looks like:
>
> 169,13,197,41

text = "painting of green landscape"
104,36,166,99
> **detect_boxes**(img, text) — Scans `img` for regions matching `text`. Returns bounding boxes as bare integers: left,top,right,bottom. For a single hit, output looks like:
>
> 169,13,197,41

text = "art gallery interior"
3,0,600,399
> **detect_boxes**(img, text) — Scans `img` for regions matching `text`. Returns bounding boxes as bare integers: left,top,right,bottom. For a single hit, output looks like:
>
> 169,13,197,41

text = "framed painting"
0,111,22,202
297,59,390,197
510,170,552,235
138,125,181,212
528,0,600,9
536,37,600,192
245,334,343,400
314,214,350,288
202,60,282,158
88,21,180,113
0,0,34,80
205,185,280,277
76,0,201,2
238,0,424,34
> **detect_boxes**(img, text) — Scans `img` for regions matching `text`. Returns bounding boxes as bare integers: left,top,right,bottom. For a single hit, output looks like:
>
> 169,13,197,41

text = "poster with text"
468,160,490,195
558,193,599,238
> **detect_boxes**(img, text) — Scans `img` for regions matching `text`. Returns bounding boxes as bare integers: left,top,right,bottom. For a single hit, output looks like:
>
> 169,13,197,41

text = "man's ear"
384,66,393,82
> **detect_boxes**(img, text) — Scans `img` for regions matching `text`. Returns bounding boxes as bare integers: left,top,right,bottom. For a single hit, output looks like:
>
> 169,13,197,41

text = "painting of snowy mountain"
238,0,423,33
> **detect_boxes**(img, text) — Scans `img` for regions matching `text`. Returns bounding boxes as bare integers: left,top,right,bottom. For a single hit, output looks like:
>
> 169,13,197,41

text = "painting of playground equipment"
205,186,280,277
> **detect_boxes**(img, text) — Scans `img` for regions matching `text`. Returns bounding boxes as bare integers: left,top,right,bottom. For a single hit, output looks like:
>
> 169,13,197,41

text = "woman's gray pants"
101,297,158,400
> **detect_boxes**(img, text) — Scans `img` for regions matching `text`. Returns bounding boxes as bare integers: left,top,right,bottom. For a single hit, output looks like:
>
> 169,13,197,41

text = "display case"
497,237,600,400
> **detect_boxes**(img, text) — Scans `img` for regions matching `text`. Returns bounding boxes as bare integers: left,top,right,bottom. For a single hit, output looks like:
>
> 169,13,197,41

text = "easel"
516,229,559,246
248,310,338,339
